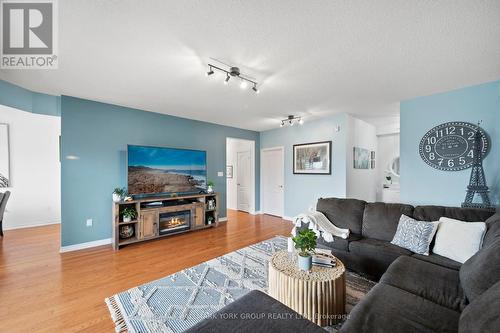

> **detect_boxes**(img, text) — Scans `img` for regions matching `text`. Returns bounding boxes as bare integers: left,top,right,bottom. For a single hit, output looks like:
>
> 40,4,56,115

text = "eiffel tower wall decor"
462,122,494,211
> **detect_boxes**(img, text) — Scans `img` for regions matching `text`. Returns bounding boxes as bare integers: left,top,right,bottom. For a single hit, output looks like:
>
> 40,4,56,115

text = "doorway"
226,138,256,214
261,147,284,217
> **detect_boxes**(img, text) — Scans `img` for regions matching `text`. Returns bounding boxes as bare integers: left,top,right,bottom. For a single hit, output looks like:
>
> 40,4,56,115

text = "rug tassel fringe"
105,297,129,333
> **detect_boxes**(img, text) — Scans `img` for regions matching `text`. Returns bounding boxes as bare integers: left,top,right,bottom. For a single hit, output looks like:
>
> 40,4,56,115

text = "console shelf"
112,193,219,250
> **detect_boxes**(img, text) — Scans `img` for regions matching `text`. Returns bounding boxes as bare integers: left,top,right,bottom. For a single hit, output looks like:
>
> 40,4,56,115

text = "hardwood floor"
0,210,293,333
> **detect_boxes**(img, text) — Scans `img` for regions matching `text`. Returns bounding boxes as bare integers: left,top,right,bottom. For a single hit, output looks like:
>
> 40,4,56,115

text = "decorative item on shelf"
293,141,332,175
462,122,494,211
207,198,216,210
292,229,317,271
226,165,233,178
205,63,259,94
280,115,303,127
206,180,215,194
122,207,137,223
113,187,127,203
207,216,215,225
123,196,133,202
419,121,490,171
119,224,134,239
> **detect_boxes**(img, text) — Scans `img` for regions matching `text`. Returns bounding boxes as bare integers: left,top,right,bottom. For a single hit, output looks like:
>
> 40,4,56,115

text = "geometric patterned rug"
105,236,375,333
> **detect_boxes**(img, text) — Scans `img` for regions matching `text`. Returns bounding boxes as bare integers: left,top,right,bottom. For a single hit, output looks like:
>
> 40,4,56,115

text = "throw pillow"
433,217,486,263
391,215,439,255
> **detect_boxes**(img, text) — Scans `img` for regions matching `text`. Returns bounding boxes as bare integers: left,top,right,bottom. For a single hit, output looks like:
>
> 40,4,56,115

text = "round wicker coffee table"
268,250,346,326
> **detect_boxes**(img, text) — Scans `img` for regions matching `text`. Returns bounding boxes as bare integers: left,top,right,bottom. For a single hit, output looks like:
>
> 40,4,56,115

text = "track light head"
252,84,259,94
206,67,214,76
224,74,230,85
279,115,303,128
280,121,284,127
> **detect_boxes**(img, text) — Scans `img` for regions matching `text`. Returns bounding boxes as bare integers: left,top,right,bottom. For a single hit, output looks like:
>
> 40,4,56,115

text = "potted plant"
113,187,127,202
122,207,137,223
292,229,317,271
207,180,215,193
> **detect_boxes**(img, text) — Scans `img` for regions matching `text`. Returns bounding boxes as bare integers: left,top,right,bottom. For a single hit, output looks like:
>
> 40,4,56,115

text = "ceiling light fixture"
205,66,214,76
205,63,259,93
280,115,303,127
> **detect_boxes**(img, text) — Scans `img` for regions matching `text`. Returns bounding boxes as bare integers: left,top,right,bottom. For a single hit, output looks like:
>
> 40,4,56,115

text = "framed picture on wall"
226,165,233,178
0,123,10,187
353,147,370,169
293,141,332,175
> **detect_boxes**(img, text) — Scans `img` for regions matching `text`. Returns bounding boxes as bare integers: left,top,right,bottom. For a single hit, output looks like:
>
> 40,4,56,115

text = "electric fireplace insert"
159,210,191,235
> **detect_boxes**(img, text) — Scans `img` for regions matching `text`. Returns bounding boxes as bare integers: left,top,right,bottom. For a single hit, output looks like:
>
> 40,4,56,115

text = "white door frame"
226,137,256,215
260,146,285,217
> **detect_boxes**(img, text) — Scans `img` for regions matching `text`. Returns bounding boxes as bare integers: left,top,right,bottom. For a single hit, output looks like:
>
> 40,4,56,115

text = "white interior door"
262,148,284,217
237,150,251,212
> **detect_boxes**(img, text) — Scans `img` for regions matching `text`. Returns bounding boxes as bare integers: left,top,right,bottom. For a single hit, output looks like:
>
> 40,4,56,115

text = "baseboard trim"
219,217,228,222
253,210,263,215
60,238,111,253
3,220,60,231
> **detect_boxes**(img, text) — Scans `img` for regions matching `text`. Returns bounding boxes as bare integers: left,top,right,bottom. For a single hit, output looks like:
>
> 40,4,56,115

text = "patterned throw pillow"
391,215,439,255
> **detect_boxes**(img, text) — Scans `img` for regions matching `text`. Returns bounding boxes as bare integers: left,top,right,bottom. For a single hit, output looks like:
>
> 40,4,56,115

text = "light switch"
217,171,224,177
86,219,93,227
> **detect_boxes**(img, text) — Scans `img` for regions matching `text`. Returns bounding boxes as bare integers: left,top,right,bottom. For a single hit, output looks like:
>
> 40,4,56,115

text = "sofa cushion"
433,217,487,263
459,280,500,333
349,238,412,278
317,232,362,252
460,238,500,302
391,215,439,255
411,253,461,271
362,202,414,241
483,213,500,248
184,290,326,333
316,198,366,235
339,283,460,333
413,205,494,223
380,256,466,311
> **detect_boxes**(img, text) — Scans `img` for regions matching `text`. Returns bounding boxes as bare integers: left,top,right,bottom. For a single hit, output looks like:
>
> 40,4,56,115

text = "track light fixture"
205,63,259,93
280,115,303,127
206,66,214,76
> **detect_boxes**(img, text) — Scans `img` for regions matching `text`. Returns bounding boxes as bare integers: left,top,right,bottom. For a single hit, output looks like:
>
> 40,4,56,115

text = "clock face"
419,122,490,171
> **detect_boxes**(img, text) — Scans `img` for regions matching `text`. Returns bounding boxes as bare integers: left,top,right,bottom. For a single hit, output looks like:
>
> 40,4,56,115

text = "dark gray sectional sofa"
188,197,500,333
303,198,500,333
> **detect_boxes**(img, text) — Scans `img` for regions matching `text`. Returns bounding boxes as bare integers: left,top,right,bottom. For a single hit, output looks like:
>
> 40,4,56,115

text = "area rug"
105,236,375,333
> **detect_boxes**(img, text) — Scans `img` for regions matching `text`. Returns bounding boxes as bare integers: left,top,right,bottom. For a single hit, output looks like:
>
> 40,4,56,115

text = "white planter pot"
113,193,122,202
207,185,214,193
298,254,312,271
123,216,132,223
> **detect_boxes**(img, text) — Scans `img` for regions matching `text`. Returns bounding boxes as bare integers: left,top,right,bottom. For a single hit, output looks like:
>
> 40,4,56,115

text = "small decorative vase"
207,185,214,193
298,254,312,271
123,216,132,223
113,193,122,202
119,225,134,239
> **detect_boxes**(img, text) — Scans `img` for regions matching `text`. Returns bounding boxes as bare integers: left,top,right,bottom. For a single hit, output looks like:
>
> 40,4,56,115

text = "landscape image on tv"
127,145,207,196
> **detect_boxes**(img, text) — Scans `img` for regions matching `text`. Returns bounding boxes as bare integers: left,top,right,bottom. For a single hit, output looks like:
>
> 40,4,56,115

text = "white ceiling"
1,1,500,131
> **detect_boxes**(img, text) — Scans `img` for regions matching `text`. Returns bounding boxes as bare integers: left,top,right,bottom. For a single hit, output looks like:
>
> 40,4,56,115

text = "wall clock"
419,121,490,171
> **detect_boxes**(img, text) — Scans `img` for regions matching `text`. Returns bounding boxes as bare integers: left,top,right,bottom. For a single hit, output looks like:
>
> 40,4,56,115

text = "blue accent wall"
61,96,260,246
0,80,60,116
401,80,500,208
260,114,348,217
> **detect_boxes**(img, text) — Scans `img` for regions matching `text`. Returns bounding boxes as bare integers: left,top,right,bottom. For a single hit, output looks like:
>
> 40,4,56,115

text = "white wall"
376,133,400,201
0,105,61,229
346,115,377,202
226,138,254,211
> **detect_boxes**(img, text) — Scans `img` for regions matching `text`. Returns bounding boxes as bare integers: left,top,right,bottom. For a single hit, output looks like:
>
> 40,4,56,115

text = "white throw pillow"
432,217,487,263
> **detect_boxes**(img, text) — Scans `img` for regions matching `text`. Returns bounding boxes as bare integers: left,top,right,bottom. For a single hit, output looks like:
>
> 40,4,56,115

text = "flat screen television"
127,145,207,196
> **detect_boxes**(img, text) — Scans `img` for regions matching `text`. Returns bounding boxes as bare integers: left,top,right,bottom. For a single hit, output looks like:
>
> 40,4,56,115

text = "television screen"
127,145,207,196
